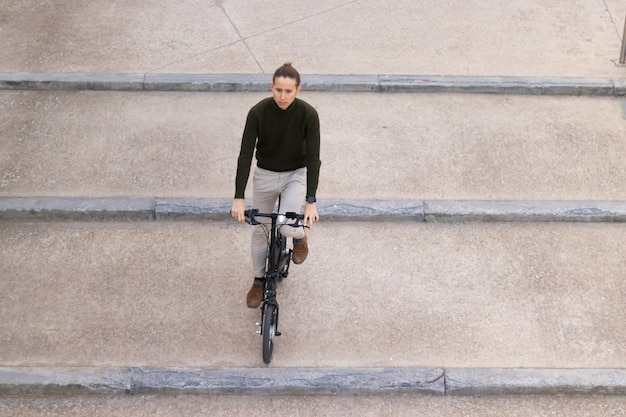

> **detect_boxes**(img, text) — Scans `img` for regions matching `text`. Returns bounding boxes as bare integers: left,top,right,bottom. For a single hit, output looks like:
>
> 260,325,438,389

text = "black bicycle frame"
244,209,304,335
245,209,303,282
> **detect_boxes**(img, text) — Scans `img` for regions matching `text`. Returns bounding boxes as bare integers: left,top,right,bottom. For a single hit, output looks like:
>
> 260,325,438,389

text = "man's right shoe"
246,278,265,308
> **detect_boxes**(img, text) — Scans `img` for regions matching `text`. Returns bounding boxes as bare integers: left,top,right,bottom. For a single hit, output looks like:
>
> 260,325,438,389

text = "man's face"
271,76,301,110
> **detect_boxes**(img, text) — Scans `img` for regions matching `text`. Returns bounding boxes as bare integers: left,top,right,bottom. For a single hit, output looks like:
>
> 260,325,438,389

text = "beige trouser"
251,166,307,278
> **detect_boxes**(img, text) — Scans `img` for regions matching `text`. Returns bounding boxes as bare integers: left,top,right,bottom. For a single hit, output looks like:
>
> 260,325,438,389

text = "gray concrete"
2,91,626,202
0,197,156,221
446,368,626,396
2,0,626,402
1,0,625,78
2,72,626,95
3,394,626,417
0,367,445,396
2,367,626,397
2,220,626,397
5,197,626,222
2,221,626,370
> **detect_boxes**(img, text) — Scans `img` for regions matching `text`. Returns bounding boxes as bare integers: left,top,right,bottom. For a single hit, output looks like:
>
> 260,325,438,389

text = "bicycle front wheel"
262,303,277,364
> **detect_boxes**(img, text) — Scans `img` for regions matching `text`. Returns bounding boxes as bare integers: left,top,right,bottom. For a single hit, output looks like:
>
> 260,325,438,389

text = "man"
231,62,321,308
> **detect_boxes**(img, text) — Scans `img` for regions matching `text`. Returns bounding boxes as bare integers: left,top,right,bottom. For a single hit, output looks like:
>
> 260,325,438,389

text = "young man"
231,63,321,308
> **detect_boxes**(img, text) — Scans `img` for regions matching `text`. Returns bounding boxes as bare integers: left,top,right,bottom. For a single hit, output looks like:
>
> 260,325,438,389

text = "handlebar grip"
285,211,305,220
244,209,260,225
244,208,258,217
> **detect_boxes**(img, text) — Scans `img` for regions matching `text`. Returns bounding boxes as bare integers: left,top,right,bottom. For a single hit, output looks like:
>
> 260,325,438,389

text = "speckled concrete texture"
0,0,625,77
2,92,626,202
2,394,626,417
1,221,625,369
1,0,626,402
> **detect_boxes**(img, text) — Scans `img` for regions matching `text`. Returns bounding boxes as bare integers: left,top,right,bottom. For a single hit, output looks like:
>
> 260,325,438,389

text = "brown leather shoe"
246,278,265,308
292,232,308,264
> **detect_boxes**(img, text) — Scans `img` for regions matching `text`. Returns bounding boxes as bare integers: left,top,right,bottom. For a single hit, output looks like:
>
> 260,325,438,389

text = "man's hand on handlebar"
232,199,319,228
231,198,246,223
303,202,319,228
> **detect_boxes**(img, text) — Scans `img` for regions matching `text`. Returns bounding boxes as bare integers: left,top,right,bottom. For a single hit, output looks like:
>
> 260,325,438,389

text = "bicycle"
244,208,306,364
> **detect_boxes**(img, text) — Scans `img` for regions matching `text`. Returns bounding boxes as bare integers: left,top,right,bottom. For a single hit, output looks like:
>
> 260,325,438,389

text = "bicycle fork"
256,291,281,337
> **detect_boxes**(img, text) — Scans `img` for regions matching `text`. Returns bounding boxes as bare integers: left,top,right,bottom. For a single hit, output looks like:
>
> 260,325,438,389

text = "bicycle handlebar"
244,209,305,225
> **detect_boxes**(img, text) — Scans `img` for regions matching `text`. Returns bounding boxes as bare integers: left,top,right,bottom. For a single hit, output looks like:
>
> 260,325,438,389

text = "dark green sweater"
235,97,321,199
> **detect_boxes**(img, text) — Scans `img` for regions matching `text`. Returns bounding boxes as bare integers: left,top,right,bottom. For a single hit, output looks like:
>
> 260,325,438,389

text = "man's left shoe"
292,232,308,264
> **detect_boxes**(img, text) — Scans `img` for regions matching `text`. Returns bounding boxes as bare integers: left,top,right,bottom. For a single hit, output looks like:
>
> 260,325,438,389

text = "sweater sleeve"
234,108,258,199
305,108,322,198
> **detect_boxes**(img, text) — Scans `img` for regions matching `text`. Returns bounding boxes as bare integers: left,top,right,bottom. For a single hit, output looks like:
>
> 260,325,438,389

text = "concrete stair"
3,1,626,413
1,219,626,370
1,87,626,399
2,90,626,202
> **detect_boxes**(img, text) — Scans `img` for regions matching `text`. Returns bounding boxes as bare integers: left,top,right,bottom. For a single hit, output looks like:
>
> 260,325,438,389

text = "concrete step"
3,393,626,416
2,90,626,202
2,0,625,78
3,0,626,402
2,220,625,370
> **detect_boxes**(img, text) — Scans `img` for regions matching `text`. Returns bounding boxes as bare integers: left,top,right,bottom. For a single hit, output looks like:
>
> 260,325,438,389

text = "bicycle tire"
262,303,277,364
279,249,291,278
278,236,291,280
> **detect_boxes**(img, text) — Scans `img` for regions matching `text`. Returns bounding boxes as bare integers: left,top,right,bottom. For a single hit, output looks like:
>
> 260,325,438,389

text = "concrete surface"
2,91,626,202
5,197,626,222
3,394,626,417
2,0,626,401
2,221,626,369
3,367,626,397
2,219,626,397
1,0,625,77
2,73,626,96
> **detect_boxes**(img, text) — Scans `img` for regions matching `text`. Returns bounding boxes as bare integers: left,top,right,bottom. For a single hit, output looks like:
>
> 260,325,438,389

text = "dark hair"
273,62,300,86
